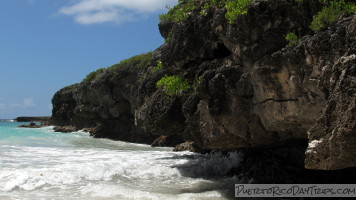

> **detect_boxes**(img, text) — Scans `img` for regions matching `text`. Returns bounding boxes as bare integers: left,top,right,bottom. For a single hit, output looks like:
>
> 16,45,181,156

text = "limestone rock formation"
305,17,356,170
52,0,355,170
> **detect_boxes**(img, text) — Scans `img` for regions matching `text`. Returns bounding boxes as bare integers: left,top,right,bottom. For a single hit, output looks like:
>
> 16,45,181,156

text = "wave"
0,146,241,199
0,122,241,199
0,119,15,122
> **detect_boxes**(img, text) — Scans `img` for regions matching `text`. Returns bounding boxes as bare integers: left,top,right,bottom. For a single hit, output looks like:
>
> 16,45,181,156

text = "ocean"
0,121,240,200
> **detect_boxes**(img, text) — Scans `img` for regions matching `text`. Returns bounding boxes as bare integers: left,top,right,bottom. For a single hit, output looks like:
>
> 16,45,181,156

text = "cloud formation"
11,98,35,108
59,0,178,25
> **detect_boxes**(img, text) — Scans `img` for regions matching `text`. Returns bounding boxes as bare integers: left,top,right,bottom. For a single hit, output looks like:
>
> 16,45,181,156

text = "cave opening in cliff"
213,43,231,59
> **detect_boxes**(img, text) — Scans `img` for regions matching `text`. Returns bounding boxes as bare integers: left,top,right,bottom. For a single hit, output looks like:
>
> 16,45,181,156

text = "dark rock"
51,0,356,170
53,126,78,133
15,116,52,126
82,127,96,134
305,17,356,170
230,141,356,184
15,116,51,122
18,122,47,128
151,135,184,147
173,141,203,153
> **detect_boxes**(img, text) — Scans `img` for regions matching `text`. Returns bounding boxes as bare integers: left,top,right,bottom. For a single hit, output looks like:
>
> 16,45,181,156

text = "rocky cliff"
52,0,355,171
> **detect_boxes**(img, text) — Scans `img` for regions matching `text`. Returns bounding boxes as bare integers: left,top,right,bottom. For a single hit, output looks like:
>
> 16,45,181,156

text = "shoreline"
13,120,356,190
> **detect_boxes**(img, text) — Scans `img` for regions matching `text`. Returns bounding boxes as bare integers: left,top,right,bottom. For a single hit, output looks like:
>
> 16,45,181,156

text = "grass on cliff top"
58,83,79,94
159,0,196,22
108,52,153,71
82,52,152,84
160,0,355,33
159,0,253,24
83,68,105,83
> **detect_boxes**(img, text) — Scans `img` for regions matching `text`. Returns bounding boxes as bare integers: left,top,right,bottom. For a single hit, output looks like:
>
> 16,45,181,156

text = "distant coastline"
15,116,51,123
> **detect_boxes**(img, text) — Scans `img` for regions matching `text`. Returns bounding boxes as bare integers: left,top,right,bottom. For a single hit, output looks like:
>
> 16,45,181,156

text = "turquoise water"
0,121,240,200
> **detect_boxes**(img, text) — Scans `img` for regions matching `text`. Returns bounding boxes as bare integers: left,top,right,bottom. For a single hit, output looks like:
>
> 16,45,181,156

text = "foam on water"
0,121,241,199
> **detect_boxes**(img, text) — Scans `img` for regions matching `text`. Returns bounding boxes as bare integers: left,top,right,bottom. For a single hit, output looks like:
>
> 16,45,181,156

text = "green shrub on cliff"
82,52,152,83
156,75,191,96
160,0,254,24
310,0,355,32
109,52,152,70
200,0,225,16
159,0,196,22
225,0,253,23
285,32,300,46
165,31,172,43
83,68,105,83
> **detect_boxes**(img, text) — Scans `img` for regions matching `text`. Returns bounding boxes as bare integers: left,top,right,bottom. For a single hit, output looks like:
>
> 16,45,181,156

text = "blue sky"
0,0,177,119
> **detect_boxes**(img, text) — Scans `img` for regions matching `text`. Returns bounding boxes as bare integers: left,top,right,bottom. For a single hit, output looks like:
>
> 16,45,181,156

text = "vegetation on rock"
82,52,152,83
160,0,253,24
225,0,253,23
156,75,191,96
159,0,196,22
310,0,355,32
54,0,356,171
83,68,105,83
164,31,172,43
193,75,203,90
285,32,300,46
109,52,152,70
151,59,163,73
61,83,79,92
160,0,355,31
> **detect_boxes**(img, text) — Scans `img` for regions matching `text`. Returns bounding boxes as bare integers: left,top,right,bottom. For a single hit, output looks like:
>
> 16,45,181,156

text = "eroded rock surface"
52,0,355,170
305,17,356,169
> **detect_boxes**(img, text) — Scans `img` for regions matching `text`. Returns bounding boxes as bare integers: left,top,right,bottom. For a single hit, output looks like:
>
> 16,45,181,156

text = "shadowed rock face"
305,17,356,170
52,0,355,170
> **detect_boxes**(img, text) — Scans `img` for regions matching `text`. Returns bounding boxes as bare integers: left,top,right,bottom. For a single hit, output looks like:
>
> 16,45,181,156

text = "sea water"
0,121,241,200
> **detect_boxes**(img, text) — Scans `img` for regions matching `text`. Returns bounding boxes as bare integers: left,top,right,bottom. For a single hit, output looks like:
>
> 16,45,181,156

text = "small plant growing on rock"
156,75,191,96
310,4,342,32
285,32,300,47
225,0,253,23
165,31,172,43
159,0,196,22
193,75,203,90
310,0,355,32
152,60,163,73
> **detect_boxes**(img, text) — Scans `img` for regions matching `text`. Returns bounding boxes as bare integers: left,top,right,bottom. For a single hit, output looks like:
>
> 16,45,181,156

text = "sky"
0,0,178,119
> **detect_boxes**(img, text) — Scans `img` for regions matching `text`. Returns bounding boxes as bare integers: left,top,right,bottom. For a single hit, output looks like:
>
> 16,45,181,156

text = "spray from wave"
0,121,242,199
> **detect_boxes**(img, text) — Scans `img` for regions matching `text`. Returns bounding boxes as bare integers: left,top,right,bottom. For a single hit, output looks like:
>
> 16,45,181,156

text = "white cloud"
59,0,178,25
11,98,35,108
23,98,35,107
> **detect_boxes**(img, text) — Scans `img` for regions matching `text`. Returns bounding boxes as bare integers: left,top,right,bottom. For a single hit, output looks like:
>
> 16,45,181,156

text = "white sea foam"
306,139,323,153
0,122,241,199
